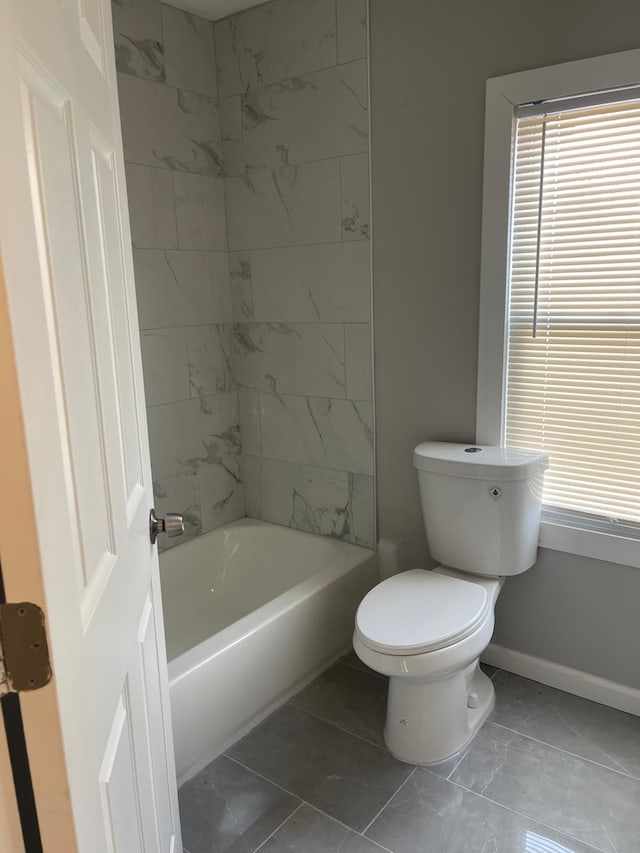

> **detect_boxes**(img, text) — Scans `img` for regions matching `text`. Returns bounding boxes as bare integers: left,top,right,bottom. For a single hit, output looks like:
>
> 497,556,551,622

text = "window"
477,51,640,568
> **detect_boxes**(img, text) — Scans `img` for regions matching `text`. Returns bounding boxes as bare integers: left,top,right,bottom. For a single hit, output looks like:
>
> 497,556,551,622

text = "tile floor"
179,654,640,853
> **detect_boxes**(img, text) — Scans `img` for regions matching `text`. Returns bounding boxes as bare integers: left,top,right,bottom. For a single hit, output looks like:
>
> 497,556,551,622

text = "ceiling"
165,0,270,21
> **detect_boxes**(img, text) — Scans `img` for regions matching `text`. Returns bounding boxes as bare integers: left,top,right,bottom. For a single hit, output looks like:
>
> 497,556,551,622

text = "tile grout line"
223,753,395,849
286,701,391,755
434,769,608,853
336,657,387,681
304,803,395,853
252,801,304,853
361,767,417,837
444,748,469,782
119,55,368,104
132,235,369,254
489,720,640,782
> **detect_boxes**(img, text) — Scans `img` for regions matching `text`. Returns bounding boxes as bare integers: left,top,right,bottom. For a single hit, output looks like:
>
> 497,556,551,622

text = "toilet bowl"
354,442,548,765
354,567,503,764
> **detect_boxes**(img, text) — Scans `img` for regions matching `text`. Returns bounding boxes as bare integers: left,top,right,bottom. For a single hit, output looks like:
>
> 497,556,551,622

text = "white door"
0,0,181,850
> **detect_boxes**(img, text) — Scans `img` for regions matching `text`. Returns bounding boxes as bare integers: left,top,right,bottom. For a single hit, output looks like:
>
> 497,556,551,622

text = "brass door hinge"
0,603,52,696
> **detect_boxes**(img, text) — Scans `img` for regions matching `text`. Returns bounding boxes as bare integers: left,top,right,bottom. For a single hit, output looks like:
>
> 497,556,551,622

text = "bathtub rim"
165,521,377,684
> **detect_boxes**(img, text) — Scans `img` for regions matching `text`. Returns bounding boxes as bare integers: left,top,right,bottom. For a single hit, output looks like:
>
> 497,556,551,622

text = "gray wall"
216,0,375,548
370,0,640,688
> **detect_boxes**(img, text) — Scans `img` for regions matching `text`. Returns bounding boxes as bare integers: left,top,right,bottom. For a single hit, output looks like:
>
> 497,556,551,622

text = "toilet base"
384,661,494,765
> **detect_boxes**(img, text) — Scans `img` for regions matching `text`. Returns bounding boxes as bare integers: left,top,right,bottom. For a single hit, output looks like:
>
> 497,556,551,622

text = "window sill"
539,514,640,568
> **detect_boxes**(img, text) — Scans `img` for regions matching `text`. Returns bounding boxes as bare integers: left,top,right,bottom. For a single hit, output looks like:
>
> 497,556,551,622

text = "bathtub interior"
159,518,375,661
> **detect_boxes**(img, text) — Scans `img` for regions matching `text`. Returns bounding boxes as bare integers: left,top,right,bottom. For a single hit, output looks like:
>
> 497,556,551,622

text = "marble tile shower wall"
217,0,375,547
112,0,244,548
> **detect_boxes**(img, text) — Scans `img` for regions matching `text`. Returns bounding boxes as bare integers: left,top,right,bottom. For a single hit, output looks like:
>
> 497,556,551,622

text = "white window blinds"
505,94,640,527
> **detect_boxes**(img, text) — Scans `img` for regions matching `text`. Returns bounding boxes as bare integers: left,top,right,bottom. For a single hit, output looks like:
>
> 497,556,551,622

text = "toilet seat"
355,569,490,656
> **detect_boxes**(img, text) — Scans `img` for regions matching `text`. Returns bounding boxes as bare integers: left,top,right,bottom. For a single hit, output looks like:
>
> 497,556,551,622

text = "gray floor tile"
341,650,386,679
491,669,640,778
451,722,640,853
480,662,496,678
259,804,385,852
179,754,300,853
227,704,413,832
366,768,600,853
291,662,388,747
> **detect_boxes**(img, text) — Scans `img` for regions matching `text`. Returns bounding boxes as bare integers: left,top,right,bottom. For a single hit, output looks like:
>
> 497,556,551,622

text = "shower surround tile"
367,768,601,853
140,327,189,406
254,458,373,545
153,471,201,551
219,96,244,177
345,323,373,400
117,73,222,175
451,721,640,853
233,322,346,398
162,5,217,98
186,324,234,400
259,394,374,474
147,393,240,480
341,152,370,241
225,160,342,251
179,754,300,853
337,0,368,64
227,704,412,832
238,391,261,456
240,454,261,517
112,0,165,82
117,0,373,550
240,60,368,170
199,457,245,532
173,173,227,250
249,241,370,323
349,472,375,547
124,164,177,249
134,250,231,329
214,0,337,98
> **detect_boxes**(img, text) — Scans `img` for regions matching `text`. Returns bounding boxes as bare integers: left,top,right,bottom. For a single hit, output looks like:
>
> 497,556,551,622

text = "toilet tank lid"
413,442,548,481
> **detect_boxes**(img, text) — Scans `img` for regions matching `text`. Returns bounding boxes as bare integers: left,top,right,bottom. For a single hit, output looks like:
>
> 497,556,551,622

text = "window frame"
476,49,640,569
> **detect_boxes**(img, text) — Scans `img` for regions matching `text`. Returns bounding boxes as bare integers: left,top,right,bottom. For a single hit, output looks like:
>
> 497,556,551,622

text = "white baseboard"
482,643,640,717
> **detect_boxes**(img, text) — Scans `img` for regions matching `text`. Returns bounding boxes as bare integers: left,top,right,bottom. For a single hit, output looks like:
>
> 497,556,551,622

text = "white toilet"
354,442,548,765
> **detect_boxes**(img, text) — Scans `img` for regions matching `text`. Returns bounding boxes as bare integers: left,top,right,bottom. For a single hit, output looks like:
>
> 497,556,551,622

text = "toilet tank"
414,442,548,577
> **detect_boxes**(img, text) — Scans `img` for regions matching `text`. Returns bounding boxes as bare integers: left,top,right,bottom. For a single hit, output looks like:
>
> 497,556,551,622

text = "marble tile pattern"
179,663,626,853
242,457,374,547
217,0,374,547
113,0,245,540
115,0,374,549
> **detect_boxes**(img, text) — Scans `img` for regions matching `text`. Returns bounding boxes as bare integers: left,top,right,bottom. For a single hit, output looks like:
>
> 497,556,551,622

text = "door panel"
0,0,181,849
99,693,145,853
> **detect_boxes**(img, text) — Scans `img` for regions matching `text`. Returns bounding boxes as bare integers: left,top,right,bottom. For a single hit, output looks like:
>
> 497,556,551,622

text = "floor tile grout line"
432,768,608,853
252,802,304,853
338,657,387,681
489,720,640,782
445,749,469,781
361,767,417,836
224,753,398,848
224,752,305,802
303,803,395,853
286,700,390,753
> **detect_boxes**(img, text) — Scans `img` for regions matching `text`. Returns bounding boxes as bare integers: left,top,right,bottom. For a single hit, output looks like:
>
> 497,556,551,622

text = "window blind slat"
505,96,640,525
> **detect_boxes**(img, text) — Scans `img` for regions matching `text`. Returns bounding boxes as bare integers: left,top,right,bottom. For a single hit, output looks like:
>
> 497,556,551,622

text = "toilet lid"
355,570,490,655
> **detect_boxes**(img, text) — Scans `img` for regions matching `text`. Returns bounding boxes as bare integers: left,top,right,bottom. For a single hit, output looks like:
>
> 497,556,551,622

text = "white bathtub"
159,518,378,783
